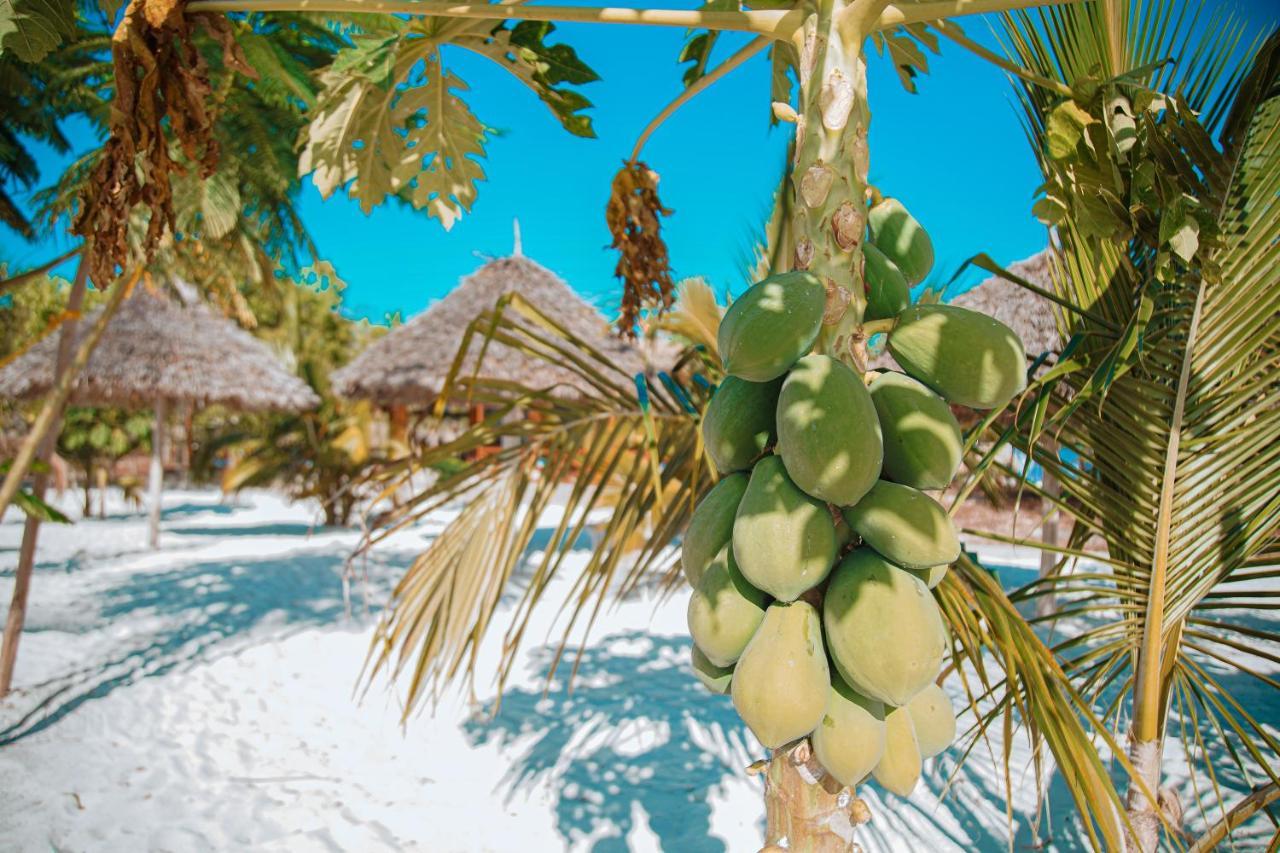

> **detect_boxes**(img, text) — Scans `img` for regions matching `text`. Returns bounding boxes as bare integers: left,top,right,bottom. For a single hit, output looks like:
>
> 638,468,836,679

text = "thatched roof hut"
333,255,647,405
0,287,318,547
0,288,320,412
949,250,1060,359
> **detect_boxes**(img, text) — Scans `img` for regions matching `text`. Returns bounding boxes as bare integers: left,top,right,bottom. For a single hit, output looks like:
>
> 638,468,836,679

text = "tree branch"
0,246,84,297
185,0,804,39
935,21,1073,97
868,0,1089,31
629,36,770,162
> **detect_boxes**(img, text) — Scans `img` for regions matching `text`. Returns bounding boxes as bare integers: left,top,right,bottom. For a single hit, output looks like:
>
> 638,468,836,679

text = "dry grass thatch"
0,288,319,412
332,255,649,405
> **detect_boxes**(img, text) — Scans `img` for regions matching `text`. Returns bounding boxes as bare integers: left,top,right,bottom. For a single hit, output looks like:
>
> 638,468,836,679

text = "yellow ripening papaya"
691,645,734,695
842,480,960,570
733,455,837,602
682,473,748,587
872,705,922,797
868,371,962,491
731,601,830,749
906,682,956,759
701,376,783,474
869,197,933,286
687,543,768,668
863,243,910,322
887,304,1027,410
717,272,827,382
811,673,886,788
823,549,947,706
776,355,883,507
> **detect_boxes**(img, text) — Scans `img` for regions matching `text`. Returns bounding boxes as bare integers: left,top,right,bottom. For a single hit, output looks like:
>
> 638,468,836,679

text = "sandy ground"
0,488,1272,852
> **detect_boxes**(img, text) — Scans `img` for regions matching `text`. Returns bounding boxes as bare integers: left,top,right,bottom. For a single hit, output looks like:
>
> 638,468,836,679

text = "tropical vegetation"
0,0,1274,849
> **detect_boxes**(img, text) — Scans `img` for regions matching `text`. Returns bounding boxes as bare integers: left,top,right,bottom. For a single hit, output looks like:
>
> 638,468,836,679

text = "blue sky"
2,5,1273,325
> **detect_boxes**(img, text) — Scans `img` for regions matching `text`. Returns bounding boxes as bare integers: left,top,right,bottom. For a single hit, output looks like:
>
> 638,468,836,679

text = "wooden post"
0,256,88,697
1036,438,1061,619
147,399,168,549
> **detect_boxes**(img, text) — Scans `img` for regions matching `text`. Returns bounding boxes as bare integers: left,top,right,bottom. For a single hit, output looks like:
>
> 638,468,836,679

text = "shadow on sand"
0,549,402,746
465,632,754,852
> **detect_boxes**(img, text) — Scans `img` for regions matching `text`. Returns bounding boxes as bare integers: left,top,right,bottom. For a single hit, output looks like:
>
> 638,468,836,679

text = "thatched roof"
333,255,648,405
949,250,1060,358
0,288,319,411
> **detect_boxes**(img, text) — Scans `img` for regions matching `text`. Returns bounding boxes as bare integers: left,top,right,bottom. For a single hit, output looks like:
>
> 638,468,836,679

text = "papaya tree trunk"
762,742,867,851
758,0,886,847
0,255,89,698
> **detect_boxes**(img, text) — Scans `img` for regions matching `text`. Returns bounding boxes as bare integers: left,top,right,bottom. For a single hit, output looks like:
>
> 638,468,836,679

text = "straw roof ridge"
333,255,646,405
0,288,320,412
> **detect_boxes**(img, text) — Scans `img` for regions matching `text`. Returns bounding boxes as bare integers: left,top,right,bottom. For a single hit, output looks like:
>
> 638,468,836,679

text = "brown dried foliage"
72,0,254,286
606,161,675,337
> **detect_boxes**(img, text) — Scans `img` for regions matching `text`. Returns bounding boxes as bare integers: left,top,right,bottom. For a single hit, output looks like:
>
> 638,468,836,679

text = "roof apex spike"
512,218,522,257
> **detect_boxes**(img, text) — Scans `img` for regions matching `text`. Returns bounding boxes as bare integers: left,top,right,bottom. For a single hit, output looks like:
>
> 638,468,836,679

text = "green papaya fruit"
682,474,749,586
887,304,1027,410
907,564,949,590
842,480,960,570
868,371,962,490
811,674,886,788
823,549,947,706
872,705,922,797
869,198,933,286
863,244,910,321
776,355,883,507
687,543,768,667
718,272,827,382
691,645,734,695
731,601,830,749
701,377,783,474
906,682,955,758
733,455,838,602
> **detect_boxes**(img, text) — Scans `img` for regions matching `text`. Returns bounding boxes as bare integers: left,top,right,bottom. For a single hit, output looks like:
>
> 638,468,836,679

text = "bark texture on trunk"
0,258,89,697
762,743,867,852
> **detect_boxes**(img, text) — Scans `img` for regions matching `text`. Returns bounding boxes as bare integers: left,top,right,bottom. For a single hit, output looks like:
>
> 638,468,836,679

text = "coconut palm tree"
947,7,1280,850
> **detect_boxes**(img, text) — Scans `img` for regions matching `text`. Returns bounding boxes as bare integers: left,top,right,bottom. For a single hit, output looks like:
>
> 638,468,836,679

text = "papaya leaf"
459,20,598,138
0,0,76,63
871,23,940,94
677,0,738,88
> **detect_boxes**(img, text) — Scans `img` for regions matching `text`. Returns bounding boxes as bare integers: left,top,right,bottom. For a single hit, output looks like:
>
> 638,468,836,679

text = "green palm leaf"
958,10,1280,846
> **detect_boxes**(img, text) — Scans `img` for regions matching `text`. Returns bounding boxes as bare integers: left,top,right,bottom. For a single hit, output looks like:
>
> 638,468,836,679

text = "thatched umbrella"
333,254,648,406
0,288,319,546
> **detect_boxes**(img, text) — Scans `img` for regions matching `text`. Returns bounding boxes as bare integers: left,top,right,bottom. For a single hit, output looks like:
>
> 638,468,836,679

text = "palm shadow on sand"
464,632,757,852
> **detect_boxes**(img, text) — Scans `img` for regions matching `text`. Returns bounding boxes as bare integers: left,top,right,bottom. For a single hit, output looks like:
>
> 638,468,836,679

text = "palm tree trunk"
757,0,886,846
0,256,89,698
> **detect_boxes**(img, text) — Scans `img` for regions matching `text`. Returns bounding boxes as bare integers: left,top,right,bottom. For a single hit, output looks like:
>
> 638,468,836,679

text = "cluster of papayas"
684,200,1022,798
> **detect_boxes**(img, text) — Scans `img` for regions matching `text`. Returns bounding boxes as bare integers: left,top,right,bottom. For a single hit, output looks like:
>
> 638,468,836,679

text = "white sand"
1,489,1272,851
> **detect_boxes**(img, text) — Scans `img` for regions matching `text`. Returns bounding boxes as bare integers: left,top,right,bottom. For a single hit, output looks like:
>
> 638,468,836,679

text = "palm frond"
358,294,712,716
963,16,1280,843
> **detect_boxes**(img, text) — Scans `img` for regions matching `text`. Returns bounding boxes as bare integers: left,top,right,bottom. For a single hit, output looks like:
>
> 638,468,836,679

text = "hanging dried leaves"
72,0,254,286
606,161,675,337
